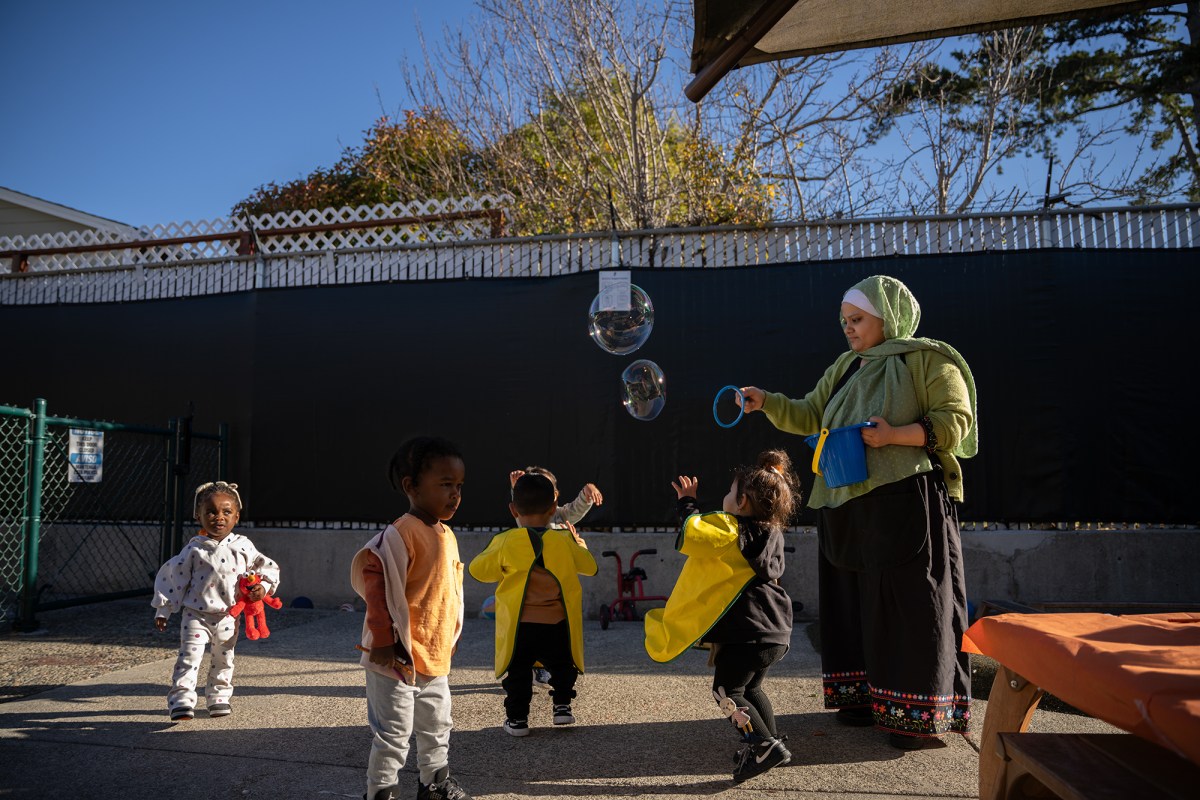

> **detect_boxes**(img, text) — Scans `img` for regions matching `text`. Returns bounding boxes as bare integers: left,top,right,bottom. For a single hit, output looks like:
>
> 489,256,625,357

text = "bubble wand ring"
713,385,745,428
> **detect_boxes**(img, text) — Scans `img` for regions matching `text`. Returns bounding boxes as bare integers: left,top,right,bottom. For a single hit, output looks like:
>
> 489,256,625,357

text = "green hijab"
831,274,978,461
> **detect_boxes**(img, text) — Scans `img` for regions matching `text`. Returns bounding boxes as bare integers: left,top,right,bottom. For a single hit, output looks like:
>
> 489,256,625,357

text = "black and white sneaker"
732,736,792,783
417,766,471,800
208,703,232,717
503,717,530,737
552,704,575,725
169,706,194,721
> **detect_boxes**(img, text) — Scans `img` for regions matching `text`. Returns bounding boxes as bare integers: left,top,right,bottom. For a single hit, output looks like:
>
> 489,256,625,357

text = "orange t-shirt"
361,513,463,677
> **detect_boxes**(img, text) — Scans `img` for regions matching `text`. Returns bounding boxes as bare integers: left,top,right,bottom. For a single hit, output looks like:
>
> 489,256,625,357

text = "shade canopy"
687,0,1154,101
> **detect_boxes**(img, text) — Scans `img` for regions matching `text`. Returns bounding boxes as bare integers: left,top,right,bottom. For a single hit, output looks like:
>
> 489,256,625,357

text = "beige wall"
0,200,97,239
246,526,1200,617
30,524,1196,618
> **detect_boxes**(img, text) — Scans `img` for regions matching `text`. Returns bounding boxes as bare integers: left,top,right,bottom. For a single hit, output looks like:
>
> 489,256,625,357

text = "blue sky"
0,0,479,227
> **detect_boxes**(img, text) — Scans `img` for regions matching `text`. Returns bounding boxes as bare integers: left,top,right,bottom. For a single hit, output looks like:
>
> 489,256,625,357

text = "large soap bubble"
621,359,666,421
589,284,654,355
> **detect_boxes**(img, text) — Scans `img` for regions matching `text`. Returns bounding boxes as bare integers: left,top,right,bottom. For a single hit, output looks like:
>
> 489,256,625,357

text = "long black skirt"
816,470,971,736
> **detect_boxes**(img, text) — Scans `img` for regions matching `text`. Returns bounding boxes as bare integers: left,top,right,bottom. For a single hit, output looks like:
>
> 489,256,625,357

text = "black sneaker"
364,787,398,800
835,706,874,727
417,766,472,800
208,703,232,717
552,704,575,725
169,706,194,721
503,717,530,737
732,736,792,783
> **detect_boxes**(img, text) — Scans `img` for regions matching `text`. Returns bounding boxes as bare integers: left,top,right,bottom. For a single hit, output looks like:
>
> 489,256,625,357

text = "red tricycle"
598,548,667,629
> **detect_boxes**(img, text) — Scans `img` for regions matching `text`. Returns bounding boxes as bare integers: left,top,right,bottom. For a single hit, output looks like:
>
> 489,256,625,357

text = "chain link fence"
0,400,225,631
0,410,30,629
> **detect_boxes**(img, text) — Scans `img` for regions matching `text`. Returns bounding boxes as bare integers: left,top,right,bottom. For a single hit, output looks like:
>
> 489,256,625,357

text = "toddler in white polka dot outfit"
152,480,280,721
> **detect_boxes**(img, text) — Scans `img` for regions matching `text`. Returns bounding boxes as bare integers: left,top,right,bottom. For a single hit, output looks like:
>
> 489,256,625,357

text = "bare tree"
399,0,773,234
707,44,931,220
865,28,1054,214
397,0,937,230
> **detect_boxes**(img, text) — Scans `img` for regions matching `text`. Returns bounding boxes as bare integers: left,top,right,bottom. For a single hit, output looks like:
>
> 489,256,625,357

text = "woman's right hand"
672,475,699,499
737,386,766,413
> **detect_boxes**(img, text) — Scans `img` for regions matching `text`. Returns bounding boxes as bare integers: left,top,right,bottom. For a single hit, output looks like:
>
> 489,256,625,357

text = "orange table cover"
963,612,1200,765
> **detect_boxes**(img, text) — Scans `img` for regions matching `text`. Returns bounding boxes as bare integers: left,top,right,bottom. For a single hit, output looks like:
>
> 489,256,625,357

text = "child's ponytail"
734,449,800,529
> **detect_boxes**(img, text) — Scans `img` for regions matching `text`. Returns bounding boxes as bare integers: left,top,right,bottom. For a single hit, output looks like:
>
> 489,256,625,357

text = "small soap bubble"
588,284,655,355
621,359,666,421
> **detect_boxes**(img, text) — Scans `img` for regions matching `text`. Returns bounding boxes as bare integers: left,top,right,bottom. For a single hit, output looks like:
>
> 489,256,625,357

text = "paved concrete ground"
0,611,1117,800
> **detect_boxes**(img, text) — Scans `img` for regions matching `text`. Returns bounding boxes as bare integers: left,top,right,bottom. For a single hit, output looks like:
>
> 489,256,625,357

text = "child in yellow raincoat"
645,450,799,784
469,468,597,737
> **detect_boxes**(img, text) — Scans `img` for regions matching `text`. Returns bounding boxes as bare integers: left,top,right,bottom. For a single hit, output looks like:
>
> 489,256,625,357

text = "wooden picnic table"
962,612,1200,799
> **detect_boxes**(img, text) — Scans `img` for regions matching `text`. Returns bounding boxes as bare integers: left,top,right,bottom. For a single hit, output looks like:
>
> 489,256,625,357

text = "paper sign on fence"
68,428,103,483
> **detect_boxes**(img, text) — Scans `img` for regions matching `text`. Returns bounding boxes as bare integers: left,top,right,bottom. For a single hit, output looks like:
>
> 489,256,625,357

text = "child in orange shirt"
350,436,471,800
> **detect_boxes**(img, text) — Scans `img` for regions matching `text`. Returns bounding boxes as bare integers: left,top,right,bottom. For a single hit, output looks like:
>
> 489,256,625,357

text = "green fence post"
15,398,47,632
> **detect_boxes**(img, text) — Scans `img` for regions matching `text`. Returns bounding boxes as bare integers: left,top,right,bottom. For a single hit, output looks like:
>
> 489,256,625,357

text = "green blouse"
763,346,975,508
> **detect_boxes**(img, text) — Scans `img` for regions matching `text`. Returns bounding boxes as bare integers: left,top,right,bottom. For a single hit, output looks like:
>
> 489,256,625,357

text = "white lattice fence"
0,196,510,272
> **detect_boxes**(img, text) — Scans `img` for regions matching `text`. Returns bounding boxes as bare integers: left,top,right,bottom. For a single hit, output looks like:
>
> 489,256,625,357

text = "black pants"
711,642,788,739
501,620,577,719
817,471,972,735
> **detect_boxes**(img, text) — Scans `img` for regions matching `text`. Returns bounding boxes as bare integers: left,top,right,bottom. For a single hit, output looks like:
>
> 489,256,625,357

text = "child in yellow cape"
645,449,799,784
469,468,597,737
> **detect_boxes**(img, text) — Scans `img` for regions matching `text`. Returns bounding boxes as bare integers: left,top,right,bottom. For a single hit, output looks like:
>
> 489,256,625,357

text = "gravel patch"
0,596,339,703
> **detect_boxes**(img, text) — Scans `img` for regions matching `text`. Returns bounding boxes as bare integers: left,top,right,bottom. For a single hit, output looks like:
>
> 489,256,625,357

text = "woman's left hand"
861,416,893,448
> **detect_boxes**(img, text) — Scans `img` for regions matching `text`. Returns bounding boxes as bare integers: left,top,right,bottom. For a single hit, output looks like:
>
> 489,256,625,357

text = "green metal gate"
0,399,226,632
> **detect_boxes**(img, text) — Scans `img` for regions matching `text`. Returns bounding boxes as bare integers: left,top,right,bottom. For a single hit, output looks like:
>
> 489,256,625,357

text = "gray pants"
365,670,452,794
168,609,238,711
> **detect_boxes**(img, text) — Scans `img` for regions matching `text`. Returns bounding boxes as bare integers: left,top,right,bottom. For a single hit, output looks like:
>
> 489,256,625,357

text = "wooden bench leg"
979,666,1045,800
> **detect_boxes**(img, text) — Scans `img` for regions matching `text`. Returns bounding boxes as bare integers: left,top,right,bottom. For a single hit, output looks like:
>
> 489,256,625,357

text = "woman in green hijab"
738,274,977,750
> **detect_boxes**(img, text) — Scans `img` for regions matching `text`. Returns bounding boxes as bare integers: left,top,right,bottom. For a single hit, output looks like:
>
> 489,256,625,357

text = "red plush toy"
228,569,282,640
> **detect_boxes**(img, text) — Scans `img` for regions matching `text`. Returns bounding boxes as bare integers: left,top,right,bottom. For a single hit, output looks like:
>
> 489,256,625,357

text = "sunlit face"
196,492,240,540
722,478,749,516
841,302,886,353
405,455,465,522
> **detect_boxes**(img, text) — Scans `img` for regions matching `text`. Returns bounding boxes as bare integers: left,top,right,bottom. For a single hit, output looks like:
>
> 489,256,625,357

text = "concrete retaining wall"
247,526,1200,617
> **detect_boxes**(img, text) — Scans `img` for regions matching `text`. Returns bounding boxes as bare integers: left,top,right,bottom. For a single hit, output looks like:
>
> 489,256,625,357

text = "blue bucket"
804,422,875,488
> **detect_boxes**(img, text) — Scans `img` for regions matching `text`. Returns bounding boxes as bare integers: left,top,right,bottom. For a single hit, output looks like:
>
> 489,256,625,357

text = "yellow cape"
644,511,754,663
468,527,598,678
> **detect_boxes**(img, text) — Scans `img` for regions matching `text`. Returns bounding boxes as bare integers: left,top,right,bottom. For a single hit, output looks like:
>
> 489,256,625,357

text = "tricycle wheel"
599,604,611,630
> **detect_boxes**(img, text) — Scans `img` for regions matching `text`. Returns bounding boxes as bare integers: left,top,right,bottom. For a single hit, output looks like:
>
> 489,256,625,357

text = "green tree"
873,5,1198,209
231,156,383,219
357,109,488,202
1036,3,1198,201
488,80,770,235
232,108,482,218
